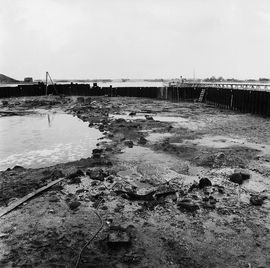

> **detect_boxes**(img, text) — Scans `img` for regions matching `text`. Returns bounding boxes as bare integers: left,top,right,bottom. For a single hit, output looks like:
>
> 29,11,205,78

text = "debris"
107,226,131,248
66,169,84,180
177,198,199,212
0,177,65,218
86,168,105,181
0,233,9,239
145,115,154,120
250,195,267,206
124,140,134,148
115,189,156,201
138,136,147,145
198,177,212,189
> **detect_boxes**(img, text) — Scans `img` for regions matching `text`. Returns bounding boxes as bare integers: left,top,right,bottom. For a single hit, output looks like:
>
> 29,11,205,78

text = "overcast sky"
1,0,270,80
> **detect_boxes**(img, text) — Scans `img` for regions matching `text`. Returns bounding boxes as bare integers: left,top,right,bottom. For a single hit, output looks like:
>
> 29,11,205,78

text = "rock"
177,198,199,212
106,175,115,183
145,115,154,120
92,148,103,158
86,168,105,181
68,176,81,184
229,170,250,185
138,136,147,145
98,125,105,132
250,195,267,206
93,148,103,155
49,196,59,202
216,152,225,159
124,140,134,148
202,197,209,202
69,201,81,210
12,165,25,170
235,169,250,180
198,178,212,189
107,226,131,248
66,170,84,183
217,186,225,194
188,181,199,192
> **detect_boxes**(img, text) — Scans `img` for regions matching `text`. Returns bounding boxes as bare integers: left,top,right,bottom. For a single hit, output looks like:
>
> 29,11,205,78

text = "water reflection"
0,112,102,170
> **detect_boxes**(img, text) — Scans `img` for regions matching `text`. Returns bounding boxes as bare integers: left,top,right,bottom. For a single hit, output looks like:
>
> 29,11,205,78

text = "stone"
12,165,25,170
229,170,250,184
69,201,81,210
124,140,134,148
145,115,154,120
49,196,59,202
250,195,267,206
68,176,81,184
198,178,212,189
66,170,84,183
138,136,147,145
217,186,225,194
92,148,103,158
177,198,199,212
86,168,104,181
216,152,225,159
107,226,131,248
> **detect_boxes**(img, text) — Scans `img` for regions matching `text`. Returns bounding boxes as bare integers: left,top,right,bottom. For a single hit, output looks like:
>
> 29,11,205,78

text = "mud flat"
0,95,270,267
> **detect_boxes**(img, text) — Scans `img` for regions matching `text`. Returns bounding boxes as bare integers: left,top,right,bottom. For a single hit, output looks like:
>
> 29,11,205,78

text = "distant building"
24,77,33,83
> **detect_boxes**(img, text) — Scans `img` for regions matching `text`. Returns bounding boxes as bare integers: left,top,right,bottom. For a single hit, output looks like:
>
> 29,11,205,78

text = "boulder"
229,170,250,185
250,195,267,206
198,178,212,189
124,140,134,148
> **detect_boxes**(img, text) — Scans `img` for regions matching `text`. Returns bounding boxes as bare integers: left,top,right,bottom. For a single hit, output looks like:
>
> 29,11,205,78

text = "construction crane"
45,71,58,95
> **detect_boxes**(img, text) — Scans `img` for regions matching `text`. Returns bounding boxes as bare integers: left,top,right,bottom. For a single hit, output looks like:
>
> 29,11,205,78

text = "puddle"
0,111,102,170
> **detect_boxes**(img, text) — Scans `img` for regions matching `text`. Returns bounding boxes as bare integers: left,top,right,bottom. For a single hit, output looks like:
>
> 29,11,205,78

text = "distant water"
0,111,102,170
0,81,164,88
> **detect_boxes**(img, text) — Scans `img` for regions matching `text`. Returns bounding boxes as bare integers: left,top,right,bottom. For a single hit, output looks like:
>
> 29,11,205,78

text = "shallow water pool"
0,111,102,170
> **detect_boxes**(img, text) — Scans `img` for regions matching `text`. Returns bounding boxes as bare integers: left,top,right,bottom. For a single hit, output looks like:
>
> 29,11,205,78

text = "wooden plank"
0,177,65,218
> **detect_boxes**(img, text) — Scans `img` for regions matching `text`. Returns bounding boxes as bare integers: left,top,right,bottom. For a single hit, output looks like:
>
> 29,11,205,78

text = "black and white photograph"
0,0,270,267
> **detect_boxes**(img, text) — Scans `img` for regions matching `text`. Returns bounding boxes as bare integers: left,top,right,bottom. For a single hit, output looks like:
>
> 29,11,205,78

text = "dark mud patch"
152,138,259,169
0,168,64,207
193,146,260,168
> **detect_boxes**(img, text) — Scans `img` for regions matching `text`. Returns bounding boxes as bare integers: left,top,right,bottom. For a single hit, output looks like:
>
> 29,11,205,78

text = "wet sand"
0,95,270,267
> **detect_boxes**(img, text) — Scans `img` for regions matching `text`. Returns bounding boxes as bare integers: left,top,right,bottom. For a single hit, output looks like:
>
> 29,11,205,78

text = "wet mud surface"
0,96,270,267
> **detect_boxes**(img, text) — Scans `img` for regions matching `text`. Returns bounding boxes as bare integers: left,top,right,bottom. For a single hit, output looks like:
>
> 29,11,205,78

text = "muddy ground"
0,95,270,268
